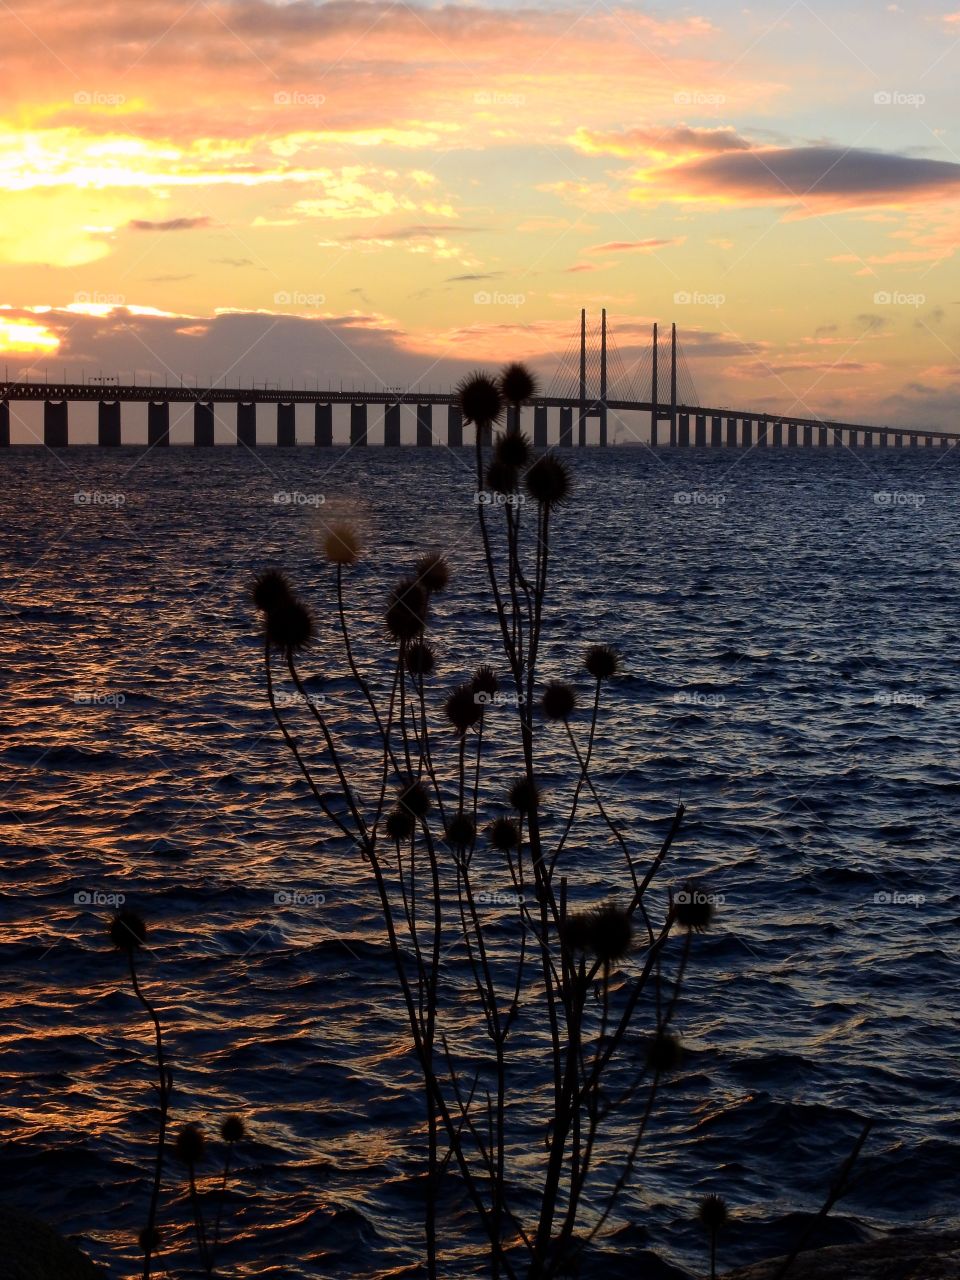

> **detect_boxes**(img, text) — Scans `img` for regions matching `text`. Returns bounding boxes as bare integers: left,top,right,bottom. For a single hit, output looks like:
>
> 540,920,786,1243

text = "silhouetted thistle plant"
110,910,169,1280
175,1123,211,1275
110,912,247,1278
255,360,708,1280
698,1193,729,1280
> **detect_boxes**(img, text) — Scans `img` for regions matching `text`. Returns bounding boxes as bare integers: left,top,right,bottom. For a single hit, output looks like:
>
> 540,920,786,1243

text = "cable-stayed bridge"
0,310,953,449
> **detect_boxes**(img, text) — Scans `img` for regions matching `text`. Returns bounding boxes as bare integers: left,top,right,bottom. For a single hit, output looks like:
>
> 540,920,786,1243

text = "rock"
0,1207,106,1279
724,1229,960,1280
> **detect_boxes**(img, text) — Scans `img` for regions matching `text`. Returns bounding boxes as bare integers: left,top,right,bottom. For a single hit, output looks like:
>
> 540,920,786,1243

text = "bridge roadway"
0,382,955,448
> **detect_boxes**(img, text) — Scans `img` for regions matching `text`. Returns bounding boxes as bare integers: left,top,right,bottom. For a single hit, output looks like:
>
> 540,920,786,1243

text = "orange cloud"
587,237,686,252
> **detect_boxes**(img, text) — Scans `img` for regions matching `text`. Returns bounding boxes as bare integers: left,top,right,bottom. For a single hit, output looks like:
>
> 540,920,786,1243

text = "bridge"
0,310,954,449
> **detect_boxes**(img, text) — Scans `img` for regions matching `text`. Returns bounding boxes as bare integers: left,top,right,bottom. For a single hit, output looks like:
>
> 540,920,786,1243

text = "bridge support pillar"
148,401,170,447
757,419,769,447
694,414,706,446
787,423,798,447
925,434,934,447
651,417,659,448
894,432,903,447
44,400,68,448
194,401,214,447
678,413,690,446
0,400,8,447
880,432,889,447
710,415,722,446
909,434,919,448
237,402,256,447
534,405,548,447
725,416,737,447
559,406,573,447
802,424,813,447
277,402,296,447
98,401,121,447
350,403,367,446
599,403,608,446
447,404,462,447
817,426,827,447
742,418,753,448
773,421,783,447
417,403,432,447
384,403,401,447
315,403,332,446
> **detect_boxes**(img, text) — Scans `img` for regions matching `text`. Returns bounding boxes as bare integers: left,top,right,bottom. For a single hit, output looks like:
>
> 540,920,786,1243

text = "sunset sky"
2,0,960,431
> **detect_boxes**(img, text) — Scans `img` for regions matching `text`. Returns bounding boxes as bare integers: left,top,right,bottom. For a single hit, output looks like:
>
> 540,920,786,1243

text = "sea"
1,443,958,1279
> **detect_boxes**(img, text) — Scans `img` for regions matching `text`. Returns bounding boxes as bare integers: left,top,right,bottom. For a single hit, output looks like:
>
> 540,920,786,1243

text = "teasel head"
499,362,538,406
251,569,294,614
485,459,518,495
173,1123,206,1166
406,639,436,679
457,371,503,428
585,644,620,681
541,680,577,722
698,1193,729,1233
109,909,147,954
445,682,483,735
385,808,415,842
385,577,428,643
220,1115,246,1144
495,429,531,470
323,522,360,567
646,1031,683,1074
583,903,633,964
561,911,592,956
524,453,571,509
414,552,450,595
138,1226,161,1255
264,597,314,654
487,816,520,852
445,811,476,849
471,664,499,698
507,775,540,815
398,780,431,820
673,882,714,932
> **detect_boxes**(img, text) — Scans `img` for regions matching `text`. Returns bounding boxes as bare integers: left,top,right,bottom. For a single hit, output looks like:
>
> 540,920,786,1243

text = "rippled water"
1,443,959,1280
